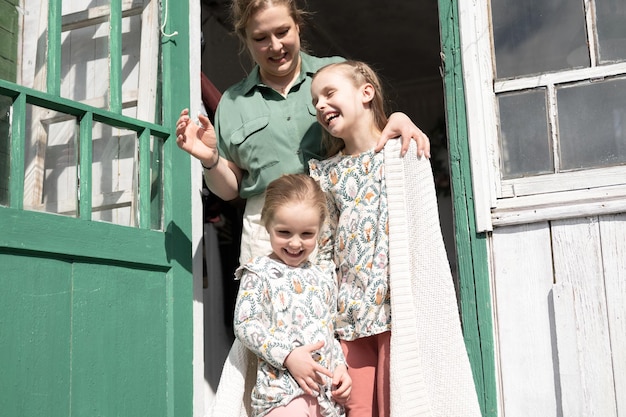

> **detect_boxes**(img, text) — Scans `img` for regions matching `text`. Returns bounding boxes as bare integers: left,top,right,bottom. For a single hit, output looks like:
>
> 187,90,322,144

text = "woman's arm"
375,112,431,158
175,108,242,201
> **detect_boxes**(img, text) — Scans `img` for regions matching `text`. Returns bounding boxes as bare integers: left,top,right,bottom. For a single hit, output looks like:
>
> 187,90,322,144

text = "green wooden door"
0,1,193,416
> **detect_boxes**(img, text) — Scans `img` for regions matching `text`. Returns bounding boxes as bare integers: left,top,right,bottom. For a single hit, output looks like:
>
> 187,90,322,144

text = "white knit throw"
207,140,482,417
385,140,482,417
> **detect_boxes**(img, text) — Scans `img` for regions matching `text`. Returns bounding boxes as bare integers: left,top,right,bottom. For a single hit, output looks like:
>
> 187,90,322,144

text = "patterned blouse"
234,256,346,417
310,149,392,341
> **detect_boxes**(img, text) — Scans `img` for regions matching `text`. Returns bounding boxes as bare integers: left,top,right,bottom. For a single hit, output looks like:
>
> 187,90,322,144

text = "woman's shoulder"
301,52,345,73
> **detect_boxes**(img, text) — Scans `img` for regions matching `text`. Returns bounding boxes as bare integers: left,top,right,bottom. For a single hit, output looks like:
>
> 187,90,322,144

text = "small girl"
309,61,482,417
232,174,352,417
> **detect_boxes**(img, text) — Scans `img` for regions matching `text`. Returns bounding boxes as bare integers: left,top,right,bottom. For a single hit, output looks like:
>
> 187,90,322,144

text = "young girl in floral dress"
309,61,482,417
233,174,351,417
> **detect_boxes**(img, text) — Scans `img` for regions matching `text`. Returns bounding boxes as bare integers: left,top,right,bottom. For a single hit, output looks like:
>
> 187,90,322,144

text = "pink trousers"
265,395,323,417
340,331,391,417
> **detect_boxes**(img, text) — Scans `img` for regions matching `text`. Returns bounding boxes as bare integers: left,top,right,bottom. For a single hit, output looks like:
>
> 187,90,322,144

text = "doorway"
197,0,454,400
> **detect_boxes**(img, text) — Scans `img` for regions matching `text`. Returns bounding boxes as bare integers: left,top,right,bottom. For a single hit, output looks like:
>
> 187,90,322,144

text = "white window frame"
459,1,626,232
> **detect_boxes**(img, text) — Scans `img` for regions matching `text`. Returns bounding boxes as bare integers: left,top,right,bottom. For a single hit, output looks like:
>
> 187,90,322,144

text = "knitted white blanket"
207,140,482,417
385,140,482,416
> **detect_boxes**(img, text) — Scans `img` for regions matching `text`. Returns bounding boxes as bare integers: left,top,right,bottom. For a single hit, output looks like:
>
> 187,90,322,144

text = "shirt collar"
240,52,315,95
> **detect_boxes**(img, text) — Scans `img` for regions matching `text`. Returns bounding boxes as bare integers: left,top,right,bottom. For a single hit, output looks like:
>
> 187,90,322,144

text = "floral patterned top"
234,256,346,417
309,149,392,341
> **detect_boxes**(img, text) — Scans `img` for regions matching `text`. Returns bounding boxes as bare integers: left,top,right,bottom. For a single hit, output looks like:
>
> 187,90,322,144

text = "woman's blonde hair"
313,60,389,157
230,0,309,54
261,174,327,230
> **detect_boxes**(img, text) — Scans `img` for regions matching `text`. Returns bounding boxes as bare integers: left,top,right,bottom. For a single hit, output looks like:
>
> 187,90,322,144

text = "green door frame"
438,1,497,416
162,0,193,415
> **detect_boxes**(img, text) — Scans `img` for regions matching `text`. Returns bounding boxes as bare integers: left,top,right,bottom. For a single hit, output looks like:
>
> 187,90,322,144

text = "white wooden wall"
492,213,626,416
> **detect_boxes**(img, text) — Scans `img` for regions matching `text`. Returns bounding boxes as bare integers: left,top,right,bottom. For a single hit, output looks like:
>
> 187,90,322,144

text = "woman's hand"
284,340,333,395
376,112,431,158
331,364,352,404
175,108,219,168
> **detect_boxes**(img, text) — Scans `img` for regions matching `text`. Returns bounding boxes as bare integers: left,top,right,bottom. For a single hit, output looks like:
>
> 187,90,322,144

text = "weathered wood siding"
492,213,626,416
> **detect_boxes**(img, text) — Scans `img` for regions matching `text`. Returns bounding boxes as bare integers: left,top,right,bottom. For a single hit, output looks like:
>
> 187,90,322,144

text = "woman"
176,0,430,264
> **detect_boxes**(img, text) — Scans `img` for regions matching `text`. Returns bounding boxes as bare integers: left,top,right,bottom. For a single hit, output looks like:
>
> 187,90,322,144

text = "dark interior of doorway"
198,0,457,390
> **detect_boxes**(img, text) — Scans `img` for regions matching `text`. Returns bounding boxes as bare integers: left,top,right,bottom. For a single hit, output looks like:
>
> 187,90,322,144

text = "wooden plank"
0,254,72,417
109,0,123,113
457,0,499,232
0,207,169,267
47,0,61,95
599,213,626,413
552,217,617,417
500,165,626,198
494,62,626,93
438,0,496,414
492,222,558,416
70,263,167,416
61,0,143,32
551,282,584,416
0,80,169,135
78,112,93,219
9,92,25,209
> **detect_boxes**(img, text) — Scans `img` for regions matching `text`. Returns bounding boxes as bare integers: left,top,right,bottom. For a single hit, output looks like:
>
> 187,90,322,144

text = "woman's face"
245,4,301,81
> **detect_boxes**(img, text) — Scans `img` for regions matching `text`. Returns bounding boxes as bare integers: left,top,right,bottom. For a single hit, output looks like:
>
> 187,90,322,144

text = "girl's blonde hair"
313,60,389,157
230,0,309,54
261,174,327,230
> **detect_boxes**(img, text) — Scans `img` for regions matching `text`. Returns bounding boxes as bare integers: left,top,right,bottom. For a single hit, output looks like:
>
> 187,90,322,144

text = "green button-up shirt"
214,52,344,199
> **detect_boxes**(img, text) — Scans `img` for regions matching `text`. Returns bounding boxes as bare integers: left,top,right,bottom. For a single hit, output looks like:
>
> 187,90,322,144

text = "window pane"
596,0,626,63
92,122,137,227
491,0,589,79
557,78,626,170
61,13,110,103
0,96,11,206
498,89,553,178
23,104,78,216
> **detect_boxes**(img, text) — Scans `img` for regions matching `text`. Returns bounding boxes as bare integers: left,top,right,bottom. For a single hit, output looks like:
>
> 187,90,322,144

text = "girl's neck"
342,128,381,155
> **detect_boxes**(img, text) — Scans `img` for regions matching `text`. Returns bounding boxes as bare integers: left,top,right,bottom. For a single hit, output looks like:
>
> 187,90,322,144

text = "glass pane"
0,96,11,206
498,89,553,178
19,1,48,91
92,122,137,226
491,0,589,79
150,136,163,231
61,8,110,104
23,104,78,216
596,0,626,63
557,78,626,170
120,14,143,120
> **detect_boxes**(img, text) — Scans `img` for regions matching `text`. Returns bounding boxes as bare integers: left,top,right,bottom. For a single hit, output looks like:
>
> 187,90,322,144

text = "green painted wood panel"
437,1,497,416
0,0,19,82
0,254,72,417
70,263,167,416
0,253,170,417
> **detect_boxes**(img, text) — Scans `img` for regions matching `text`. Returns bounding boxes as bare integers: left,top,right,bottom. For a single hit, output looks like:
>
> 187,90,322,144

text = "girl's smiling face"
245,4,301,84
311,68,374,141
266,201,320,267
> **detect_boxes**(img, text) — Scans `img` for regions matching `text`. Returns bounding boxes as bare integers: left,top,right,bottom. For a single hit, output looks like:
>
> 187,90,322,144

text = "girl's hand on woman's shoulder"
376,112,431,158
